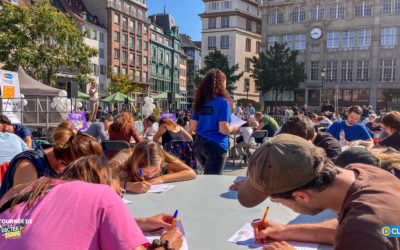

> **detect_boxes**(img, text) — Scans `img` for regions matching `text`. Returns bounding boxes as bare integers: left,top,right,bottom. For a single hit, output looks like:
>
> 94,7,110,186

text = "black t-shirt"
313,132,342,162
379,132,400,151
365,122,381,136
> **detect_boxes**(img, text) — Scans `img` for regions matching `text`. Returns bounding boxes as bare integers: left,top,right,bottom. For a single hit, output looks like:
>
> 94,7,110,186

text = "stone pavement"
222,157,248,176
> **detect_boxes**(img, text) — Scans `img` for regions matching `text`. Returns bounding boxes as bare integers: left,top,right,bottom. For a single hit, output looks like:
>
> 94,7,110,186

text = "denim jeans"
194,136,228,175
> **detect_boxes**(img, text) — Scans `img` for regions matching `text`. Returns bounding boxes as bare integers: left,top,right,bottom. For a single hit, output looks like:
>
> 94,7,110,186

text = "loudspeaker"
124,97,129,104
168,91,175,105
67,82,78,99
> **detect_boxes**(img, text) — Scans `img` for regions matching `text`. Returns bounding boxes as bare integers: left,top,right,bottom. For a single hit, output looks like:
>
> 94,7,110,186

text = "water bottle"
339,129,346,147
373,131,381,145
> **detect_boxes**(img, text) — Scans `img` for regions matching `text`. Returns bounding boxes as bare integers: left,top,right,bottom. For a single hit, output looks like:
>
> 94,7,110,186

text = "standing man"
246,104,255,119
85,114,113,142
235,104,244,119
328,105,373,148
238,134,400,250
89,82,99,122
321,100,335,119
0,115,34,149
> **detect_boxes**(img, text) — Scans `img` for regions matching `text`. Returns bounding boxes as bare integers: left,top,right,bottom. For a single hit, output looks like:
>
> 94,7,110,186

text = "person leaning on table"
238,134,400,250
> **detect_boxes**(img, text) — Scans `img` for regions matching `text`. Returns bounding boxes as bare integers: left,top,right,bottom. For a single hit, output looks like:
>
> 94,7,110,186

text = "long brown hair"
53,121,103,162
109,112,134,132
159,118,178,131
118,141,184,182
193,68,233,115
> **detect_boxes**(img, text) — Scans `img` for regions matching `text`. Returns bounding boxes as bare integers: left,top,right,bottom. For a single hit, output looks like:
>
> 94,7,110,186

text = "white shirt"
361,118,369,126
90,88,98,101
235,107,243,119
240,127,255,144
144,122,159,137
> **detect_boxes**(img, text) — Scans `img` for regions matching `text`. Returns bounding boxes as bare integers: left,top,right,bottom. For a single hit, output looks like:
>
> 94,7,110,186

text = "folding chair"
165,140,203,174
251,130,269,148
102,140,130,159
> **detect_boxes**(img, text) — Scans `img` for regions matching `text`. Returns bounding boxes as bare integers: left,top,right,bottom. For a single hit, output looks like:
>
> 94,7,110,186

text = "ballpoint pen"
170,209,178,229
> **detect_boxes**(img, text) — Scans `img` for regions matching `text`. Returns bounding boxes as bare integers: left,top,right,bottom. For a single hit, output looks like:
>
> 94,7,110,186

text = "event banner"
0,70,21,123
160,113,177,122
68,112,88,133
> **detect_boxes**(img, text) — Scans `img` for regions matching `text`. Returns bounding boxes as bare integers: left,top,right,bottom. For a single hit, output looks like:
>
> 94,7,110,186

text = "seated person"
364,114,381,137
0,121,103,199
235,122,256,163
254,112,279,138
86,114,113,142
0,155,182,249
0,115,34,149
377,111,400,151
316,115,332,126
0,132,29,164
143,115,159,139
328,105,373,149
110,141,196,194
153,118,192,147
238,134,400,250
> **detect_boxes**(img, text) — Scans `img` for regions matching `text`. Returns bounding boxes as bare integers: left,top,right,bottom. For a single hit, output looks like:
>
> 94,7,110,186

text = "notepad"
231,114,247,127
148,184,174,193
123,199,133,205
228,223,320,250
144,220,188,250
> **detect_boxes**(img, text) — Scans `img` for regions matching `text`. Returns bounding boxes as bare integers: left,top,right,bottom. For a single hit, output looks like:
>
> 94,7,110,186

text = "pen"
170,209,178,229
139,169,146,182
256,207,269,243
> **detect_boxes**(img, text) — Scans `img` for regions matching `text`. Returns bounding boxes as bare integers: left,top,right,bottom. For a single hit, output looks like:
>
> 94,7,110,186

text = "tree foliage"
251,43,306,108
195,50,243,93
0,0,98,85
108,71,142,95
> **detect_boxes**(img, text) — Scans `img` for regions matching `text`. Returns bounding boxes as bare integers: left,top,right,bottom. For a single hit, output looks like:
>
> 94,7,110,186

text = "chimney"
164,5,166,14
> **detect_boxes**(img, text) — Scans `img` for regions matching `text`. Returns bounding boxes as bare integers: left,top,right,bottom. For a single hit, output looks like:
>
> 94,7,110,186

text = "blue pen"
139,169,146,182
171,209,178,229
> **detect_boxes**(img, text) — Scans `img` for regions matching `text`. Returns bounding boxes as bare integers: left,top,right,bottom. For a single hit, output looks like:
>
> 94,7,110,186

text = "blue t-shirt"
13,123,32,140
328,120,372,141
0,132,29,164
192,97,231,151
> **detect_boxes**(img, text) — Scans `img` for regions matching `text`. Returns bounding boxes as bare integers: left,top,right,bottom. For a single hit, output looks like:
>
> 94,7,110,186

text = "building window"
380,59,396,81
342,31,355,48
221,35,229,49
256,23,261,34
130,37,135,49
122,51,128,64
99,32,104,43
311,43,320,52
133,6,137,17
151,46,156,59
357,60,369,81
310,61,319,80
282,35,292,50
122,67,127,76
341,60,353,82
122,34,128,47
113,66,120,75
130,53,135,65
137,39,142,51
310,5,324,21
208,36,216,49
246,20,252,31
245,38,251,51
144,25,148,34
210,2,218,11
268,36,279,48
292,7,306,23
244,78,250,92
327,32,340,49
114,31,120,41
295,34,306,50
208,18,216,29
143,72,148,81
137,55,142,66
114,49,120,59
358,29,371,47
111,0,116,7
330,3,345,19
100,65,106,75
221,17,229,27
99,48,104,58
91,30,97,40
144,56,148,65
355,2,372,17
118,0,123,11
130,19,135,33
137,23,142,35
256,41,261,53
383,0,400,14
326,61,338,82
158,49,163,63
381,27,398,46
268,10,284,24
245,58,251,72
223,1,231,9
144,41,148,50
114,13,120,24
122,16,128,30
126,3,130,14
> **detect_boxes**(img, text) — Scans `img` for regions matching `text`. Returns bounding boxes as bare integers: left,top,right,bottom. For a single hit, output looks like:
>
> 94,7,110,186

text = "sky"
147,0,204,41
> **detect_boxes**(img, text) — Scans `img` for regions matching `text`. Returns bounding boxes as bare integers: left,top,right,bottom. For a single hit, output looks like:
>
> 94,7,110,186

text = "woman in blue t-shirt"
189,69,239,174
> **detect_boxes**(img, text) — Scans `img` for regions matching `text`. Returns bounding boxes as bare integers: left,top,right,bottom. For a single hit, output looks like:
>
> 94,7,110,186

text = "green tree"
0,1,98,85
195,50,243,93
108,72,142,95
251,43,306,110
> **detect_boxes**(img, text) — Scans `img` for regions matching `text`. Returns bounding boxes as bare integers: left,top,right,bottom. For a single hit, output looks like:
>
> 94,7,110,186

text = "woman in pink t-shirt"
0,156,182,250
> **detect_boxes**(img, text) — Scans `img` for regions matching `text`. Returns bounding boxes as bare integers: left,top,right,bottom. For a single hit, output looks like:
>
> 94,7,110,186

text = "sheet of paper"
122,199,133,205
231,114,247,127
228,223,320,250
148,184,174,193
144,220,188,250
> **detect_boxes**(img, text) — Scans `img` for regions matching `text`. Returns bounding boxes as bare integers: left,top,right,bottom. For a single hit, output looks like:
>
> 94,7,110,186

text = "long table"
124,175,335,250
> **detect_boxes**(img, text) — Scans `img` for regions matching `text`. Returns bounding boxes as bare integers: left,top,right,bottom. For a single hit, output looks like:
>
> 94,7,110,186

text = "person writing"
110,141,196,193
189,69,238,174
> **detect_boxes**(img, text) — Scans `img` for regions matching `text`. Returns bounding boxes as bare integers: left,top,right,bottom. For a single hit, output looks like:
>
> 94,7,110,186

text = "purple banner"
160,113,176,122
68,112,88,133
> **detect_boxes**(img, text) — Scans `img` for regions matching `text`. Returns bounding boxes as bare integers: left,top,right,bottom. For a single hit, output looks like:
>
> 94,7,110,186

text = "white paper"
231,114,247,127
144,220,188,250
148,184,175,193
123,199,133,205
228,223,320,250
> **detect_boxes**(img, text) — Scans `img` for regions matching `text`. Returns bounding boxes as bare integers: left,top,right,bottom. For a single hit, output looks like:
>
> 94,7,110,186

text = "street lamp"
320,67,327,108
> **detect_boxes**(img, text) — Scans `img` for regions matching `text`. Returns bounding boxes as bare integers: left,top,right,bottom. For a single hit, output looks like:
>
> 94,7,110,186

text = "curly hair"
109,112,134,132
193,69,233,115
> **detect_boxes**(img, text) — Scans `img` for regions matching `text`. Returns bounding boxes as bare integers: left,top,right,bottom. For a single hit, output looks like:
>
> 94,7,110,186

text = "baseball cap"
238,134,321,208
335,147,379,168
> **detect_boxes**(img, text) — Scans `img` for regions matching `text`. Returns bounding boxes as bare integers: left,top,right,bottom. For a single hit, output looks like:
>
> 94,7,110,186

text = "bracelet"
123,181,128,190
147,239,175,250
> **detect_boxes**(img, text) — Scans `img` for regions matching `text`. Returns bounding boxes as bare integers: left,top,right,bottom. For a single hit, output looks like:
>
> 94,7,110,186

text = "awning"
78,91,90,99
152,92,185,100
101,92,135,103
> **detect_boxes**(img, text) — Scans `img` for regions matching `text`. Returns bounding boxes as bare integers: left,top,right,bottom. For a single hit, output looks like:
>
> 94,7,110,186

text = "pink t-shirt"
0,181,149,249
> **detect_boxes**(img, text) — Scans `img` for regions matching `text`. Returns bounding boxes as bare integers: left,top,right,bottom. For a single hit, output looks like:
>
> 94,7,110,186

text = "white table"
124,175,335,250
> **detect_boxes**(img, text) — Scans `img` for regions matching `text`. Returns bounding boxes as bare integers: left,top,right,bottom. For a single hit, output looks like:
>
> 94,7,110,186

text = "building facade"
179,48,189,110
199,0,261,102
260,0,400,113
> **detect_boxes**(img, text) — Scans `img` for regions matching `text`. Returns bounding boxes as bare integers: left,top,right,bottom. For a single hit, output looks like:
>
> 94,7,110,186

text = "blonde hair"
119,141,183,182
110,148,134,181
159,118,178,131
110,112,134,132
370,147,400,172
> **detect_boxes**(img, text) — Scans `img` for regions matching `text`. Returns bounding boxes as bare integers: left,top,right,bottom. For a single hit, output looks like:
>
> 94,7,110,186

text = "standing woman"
189,69,238,174
89,82,99,122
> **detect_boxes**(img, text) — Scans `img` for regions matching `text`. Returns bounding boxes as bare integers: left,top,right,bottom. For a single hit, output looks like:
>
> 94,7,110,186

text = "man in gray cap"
238,134,400,250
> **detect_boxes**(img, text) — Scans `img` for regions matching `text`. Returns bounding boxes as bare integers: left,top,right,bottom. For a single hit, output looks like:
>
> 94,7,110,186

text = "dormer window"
81,12,87,20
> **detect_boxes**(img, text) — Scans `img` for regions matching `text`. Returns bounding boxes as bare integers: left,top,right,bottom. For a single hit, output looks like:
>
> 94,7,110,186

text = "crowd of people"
0,68,399,249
